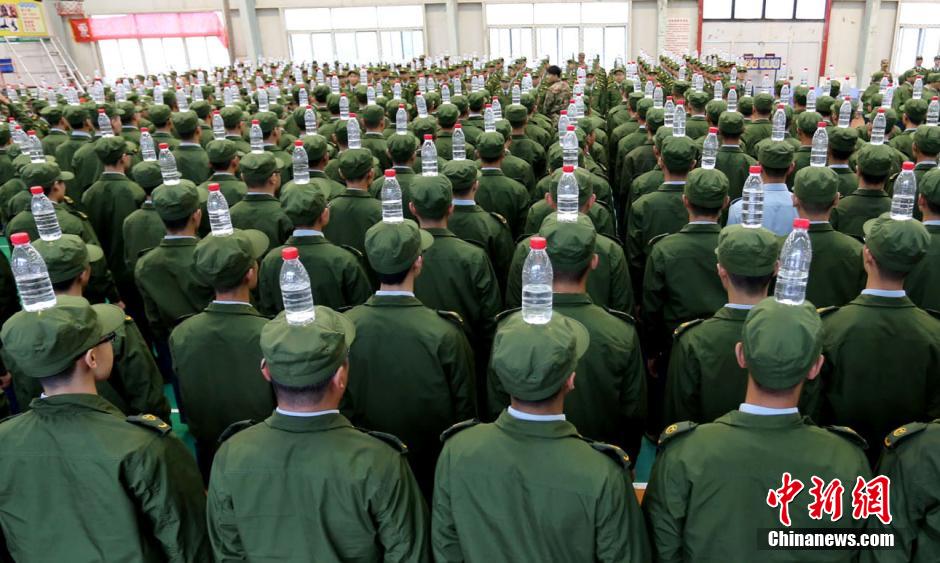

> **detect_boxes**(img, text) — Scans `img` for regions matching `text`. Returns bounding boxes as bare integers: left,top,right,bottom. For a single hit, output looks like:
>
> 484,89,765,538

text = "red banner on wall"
69,18,92,42
70,12,227,46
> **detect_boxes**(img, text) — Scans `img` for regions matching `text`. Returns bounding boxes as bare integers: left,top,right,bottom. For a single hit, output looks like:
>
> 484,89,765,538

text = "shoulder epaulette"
172,313,197,327
817,306,840,317
673,318,705,338
0,412,23,425
218,419,257,444
437,310,465,327
63,195,76,205
924,308,940,321
440,419,481,442
124,314,134,323
495,307,521,323
647,232,669,248
336,305,355,313
361,429,409,454
339,244,363,258
464,237,488,251
67,207,89,220
137,247,156,258
577,435,631,469
658,421,698,447
488,211,508,226
604,307,636,325
883,422,929,449
126,414,172,436
824,425,868,449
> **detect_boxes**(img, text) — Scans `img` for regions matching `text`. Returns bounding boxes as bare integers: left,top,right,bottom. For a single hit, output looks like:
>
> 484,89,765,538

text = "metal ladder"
2,36,87,88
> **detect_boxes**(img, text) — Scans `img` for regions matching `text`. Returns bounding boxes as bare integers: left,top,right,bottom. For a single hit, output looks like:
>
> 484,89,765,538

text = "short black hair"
377,267,411,285
860,171,888,185
720,133,741,143
870,258,907,283
831,147,854,160
546,65,562,77
271,377,333,405
212,159,234,172
51,276,79,293
763,166,790,179
925,198,940,215
727,272,774,295
161,215,192,232
554,265,591,285
688,202,723,217
798,198,836,215
38,363,80,389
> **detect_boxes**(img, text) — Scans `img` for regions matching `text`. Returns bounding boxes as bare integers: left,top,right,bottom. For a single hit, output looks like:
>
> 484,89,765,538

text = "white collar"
924,220,940,225
452,199,475,206
275,408,339,417
739,403,799,416
861,289,906,298
725,303,755,310
507,406,566,422
213,300,251,305
375,290,415,297
164,235,196,240
293,229,323,237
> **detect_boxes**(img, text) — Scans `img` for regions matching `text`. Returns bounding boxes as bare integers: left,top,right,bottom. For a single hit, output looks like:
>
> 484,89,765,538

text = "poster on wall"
0,1,47,37
665,18,690,55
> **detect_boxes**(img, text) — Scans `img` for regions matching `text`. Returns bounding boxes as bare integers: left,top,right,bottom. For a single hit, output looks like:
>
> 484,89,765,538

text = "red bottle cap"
10,232,29,245
98,108,105,113
560,110,568,115
212,110,220,115
349,112,356,118
26,130,34,135
282,247,299,260
708,127,718,134
567,125,575,131
306,104,312,109
158,143,169,149
902,161,915,171
749,165,762,174
385,169,396,177
294,139,303,146
208,183,221,192
454,123,462,129
399,104,405,108
252,119,259,124
562,165,574,173
877,108,885,113
817,121,828,128
793,218,810,229
777,104,785,109
424,134,433,140
485,103,491,108
29,186,43,195
529,236,546,250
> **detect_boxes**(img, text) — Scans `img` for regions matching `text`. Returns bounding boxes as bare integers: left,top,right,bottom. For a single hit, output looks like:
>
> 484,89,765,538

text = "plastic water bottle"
10,232,56,312
562,125,578,168
810,122,828,167
521,236,553,325
421,135,438,176
511,85,521,105
762,74,773,95
883,86,894,109
558,110,570,136
772,104,787,142
483,104,495,132
742,165,764,228
452,124,466,160
415,93,428,118
806,87,817,112
223,84,235,107
780,84,792,107
292,140,310,185
556,165,579,221
339,93,349,120
644,80,654,98
140,128,157,161
158,144,180,186
209,110,225,141
367,86,376,105
673,104,686,137
653,86,664,109
871,109,887,145
280,247,316,325
250,119,263,153
393,81,402,99
176,88,189,112
154,85,164,106
304,105,318,136
207,183,234,236
27,131,43,163
891,162,916,220
702,128,719,169
724,87,737,113
347,114,361,149
30,187,61,241
298,87,309,108
381,170,404,223
800,68,809,87
837,98,852,128
713,80,723,101
396,104,407,135
879,76,889,95
928,97,939,126
491,96,502,120
663,96,675,128
257,88,270,113
913,76,924,100
774,218,812,305
97,109,114,137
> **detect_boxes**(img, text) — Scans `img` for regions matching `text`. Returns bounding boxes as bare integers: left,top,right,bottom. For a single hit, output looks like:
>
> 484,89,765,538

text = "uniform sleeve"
664,335,702,426
343,258,373,308
504,243,527,309
256,254,280,318
116,319,171,422
625,204,646,291
491,222,515,289
135,262,166,341
641,249,668,357
619,329,648,463
643,448,692,563
123,436,210,562
608,244,635,314
372,454,432,562
595,466,651,563
431,446,464,563
441,326,476,421
475,254,503,336
206,447,247,561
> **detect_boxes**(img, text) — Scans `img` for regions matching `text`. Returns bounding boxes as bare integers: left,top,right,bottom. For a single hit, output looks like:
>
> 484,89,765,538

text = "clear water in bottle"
492,97,502,120
774,219,812,305
663,96,675,128
158,144,180,185
452,125,466,160
511,85,521,105
304,106,318,136
381,170,404,223
556,165,579,221
772,105,787,142
257,88,269,112
212,111,225,140
339,94,349,120
30,187,61,241
484,105,495,132
928,97,939,126
558,111,570,136
280,247,316,325
701,128,718,169
347,114,361,149
713,80,723,101
673,104,686,137
250,119,263,153
653,86,663,109
421,135,438,176
97,109,113,137
727,87,738,112
742,165,764,228
806,87,817,112
521,237,553,325
913,77,924,100
891,162,916,220
140,128,157,161
810,123,828,167
871,110,887,145
207,183,234,236
562,125,579,168
28,132,43,163
292,140,310,184
838,98,852,128
298,88,308,107
415,94,428,118
396,105,408,135
10,232,56,312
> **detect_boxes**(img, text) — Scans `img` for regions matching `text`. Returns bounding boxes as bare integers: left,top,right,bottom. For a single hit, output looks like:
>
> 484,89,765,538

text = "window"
99,35,229,79
285,6,423,64
702,0,825,20
893,2,940,76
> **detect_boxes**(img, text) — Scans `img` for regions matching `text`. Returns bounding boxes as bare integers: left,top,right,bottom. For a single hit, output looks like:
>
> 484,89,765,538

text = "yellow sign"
0,1,47,38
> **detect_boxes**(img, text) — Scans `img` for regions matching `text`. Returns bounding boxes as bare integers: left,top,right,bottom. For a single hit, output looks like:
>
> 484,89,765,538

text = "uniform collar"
205,301,263,316
480,168,505,176
244,191,277,201
494,409,579,439
212,172,235,179
161,236,198,246
266,411,352,433
99,171,127,179
30,393,123,417
367,293,423,306
658,182,685,192
452,198,475,206
764,183,789,192
719,145,742,152
715,409,807,429
808,222,833,232
424,227,456,237
852,188,889,197
860,288,906,298
679,222,721,233
713,305,752,321
340,188,372,197
275,407,339,417
507,406,565,422
739,403,800,416
393,166,415,175
292,228,322,237
850,292,915,308
552,292,593,306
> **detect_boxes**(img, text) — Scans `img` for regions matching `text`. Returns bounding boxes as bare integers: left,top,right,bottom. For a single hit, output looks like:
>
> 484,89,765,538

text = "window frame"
702,0,826,21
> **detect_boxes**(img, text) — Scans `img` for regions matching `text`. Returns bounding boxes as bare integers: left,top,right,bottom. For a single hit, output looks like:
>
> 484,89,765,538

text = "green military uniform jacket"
496,152,537,194
282,169,345,201
819,293,940,464
629,167,666,202
523,200,616,239
41,128,69,157
645,411,871,562
716,145,758,201
82,172,147,284
6,201,98,245
626,183,689,290
122,200,165,274
525,121,552,149
151,130,180,151
805,222,866,308
433,411,650,562
0,175,25,223
685,114,710,140
120,125,142,145
169,301,275,446
792,145,813,184
258,233,372,316
0,394,208,561
361,131,392,170
263,144,293,183
741,118,772,157
888,128,916,160
54,132,94,201
905,222,940,311
830,188,891,239
322,188,382,255
71,138,105,198
135,236,214,340
172,143,211,185
435,131,477,161
509,134,547,179
475,167,530,238
342,293,475,497
230,192,293,251
619,141,658,204
830,165,858,197
224,133,251,154
448,201,513,288
208,412,431,562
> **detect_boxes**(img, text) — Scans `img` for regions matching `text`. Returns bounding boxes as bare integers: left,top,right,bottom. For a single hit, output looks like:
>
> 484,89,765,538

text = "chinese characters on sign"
767,474,892,526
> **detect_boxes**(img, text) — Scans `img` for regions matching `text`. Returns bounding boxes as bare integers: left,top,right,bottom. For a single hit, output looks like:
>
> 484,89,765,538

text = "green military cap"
147,104,171,126
301,135,329,163
313,84,331,101
549,167,593,205
793,166,840,204
653,126,673,150
753,92,774,113
793,86,809,105
646,107,666,133
63,105,88,128
412,117,437,140
466,91,491,111
687,90,709,110
361,104,385,127
495,120,512,141
828,80,841,97
364,219,433,274
188,100,210,119
660,135,697,171
240,152,279,184
737,95,754,116
327,94,341,114
541,214,597,272
706,99,727,125
829,126,859,152
636,97,654,119
856,144,895,175
388,133,418,163
717,224,779,276
410,174,453,219
170,111,199,137
437,103,459,127
518,92,535,111
576,118,595,136
117,101,137,120
219,106,243,129
206,139,240,165
718,111,744,135
260,307,356,387
913,124,940,155
338,148,373,180
131,161,163,191
672,80,690,98
193,228,269,288
816,95,835,117
40,104,63,124
281,184,327,226
796,111,823,134
477,131,506,160
505,104,528,126
152,180,206,221
94,135,129,164
758,141,795,169
0,123,14,147
628,91,645,111
253,111,278,135
442,159,479,192
684,167,729,207
96,102,124,118
0,300,125,378
928,72,940,83
863,215,930,273
33,234,105,284
919,168,940,204
22,162,73,188
491,311,590,402
742,298,822,390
